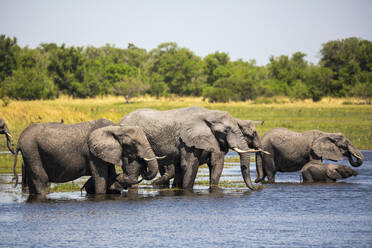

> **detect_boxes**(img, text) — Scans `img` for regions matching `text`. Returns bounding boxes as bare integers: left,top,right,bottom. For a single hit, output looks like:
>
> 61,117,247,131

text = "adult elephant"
0,118,15,154
152,118,266,189
12,118,160,196
255,128,364,183
301,161,358,183
119,106,265,190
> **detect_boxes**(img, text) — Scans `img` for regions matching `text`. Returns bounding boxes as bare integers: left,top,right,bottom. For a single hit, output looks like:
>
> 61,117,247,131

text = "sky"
0,0,371,65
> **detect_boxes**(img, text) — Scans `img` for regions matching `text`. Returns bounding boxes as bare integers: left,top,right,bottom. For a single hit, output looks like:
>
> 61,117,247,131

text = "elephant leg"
180,145,200,189
267,172,276,183
22,161,29,193
172,162,183,188
264,154,276,183
208,152,225,188
24,157,49,195
89,158,108,194
301,169,314,183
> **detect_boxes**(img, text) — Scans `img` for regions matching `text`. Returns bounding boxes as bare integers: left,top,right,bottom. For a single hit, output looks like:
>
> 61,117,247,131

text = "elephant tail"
12,145,20,187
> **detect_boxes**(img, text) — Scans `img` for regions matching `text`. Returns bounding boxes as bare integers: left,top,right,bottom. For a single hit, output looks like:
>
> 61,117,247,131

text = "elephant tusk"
258,149,271,155
5,132,12,138
143,155,166,161
233,147,271,155
353,154,363,160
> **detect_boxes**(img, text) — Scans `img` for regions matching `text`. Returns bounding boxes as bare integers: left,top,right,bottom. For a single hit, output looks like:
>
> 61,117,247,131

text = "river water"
0,151,371,247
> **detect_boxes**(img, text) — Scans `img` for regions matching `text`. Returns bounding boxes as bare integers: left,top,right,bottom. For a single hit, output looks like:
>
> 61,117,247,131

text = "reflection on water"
0,151,371,247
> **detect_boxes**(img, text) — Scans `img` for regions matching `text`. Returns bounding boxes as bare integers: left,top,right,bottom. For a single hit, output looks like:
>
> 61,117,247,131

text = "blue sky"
0,0,371,65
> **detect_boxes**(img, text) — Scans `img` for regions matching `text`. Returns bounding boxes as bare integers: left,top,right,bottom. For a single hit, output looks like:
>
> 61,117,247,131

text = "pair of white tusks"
143,155,167,161
233,147,270,155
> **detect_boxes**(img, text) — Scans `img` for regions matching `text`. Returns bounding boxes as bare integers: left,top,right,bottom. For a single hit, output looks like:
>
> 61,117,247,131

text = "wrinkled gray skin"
119,106,262,190
0,118,15,154
12,119,159,196
256,128,364,183
301,161,358,183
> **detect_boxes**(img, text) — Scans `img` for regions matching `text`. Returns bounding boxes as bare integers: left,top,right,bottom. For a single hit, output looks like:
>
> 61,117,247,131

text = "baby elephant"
301,162,358,183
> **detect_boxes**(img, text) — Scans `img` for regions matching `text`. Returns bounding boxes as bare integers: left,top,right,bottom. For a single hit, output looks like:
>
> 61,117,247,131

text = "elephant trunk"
251,138,264,183
239,152,256,190
227,130,256,190
115,173,142,188
4,125,15,154
140,146,159,180
348,145,364,167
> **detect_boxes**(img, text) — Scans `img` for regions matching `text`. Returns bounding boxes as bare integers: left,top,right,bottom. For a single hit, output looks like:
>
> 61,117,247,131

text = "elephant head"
236,119,269,183
180,110,258,190
88,125,160,188
0,118,15,154
311,133,364,167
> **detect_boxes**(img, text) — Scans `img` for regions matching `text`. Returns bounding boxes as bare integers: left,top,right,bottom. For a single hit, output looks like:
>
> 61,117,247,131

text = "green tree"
0,35,19,81
45,44,86,96
112,77,149,103
319,37,372,96
147,42,205,96
204,52,231,85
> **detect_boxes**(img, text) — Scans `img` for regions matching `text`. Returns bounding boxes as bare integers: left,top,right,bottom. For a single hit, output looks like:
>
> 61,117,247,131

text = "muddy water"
0,151,371,247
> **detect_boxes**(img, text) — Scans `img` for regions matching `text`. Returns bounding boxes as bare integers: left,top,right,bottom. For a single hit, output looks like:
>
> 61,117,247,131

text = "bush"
1,68,58,100
202,87,234,103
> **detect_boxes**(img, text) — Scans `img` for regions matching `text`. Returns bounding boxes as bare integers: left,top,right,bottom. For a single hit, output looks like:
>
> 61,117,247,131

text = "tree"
146,42,205,96
349,82,372,104
112,77,149,103
204,52,231,85
319,37,372,96
0,35,19,81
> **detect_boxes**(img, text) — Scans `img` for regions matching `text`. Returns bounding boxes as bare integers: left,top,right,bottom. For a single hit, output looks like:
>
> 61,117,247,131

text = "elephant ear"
326,165,343,180
88,126,123,166
312,136,343,161
180,118,221,152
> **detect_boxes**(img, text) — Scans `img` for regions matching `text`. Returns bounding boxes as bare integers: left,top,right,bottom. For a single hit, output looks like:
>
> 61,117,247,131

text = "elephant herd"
0,106,364,197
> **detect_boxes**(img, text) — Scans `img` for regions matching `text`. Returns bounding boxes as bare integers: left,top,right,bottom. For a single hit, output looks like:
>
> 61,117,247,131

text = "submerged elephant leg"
208,152,225,188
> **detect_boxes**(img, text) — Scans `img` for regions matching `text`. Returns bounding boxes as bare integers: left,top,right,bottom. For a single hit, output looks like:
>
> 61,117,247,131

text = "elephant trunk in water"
239,152,255,190
348,145,364,167
227,131,255,190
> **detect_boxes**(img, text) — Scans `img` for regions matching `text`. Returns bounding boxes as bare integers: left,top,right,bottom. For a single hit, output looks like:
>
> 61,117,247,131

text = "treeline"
0,35,371,103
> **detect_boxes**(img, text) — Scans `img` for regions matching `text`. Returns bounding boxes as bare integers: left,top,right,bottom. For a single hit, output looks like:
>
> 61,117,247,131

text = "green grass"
49,182,82,193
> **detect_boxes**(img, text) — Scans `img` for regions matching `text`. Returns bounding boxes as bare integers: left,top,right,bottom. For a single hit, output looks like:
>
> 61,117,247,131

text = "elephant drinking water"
256,128,364,183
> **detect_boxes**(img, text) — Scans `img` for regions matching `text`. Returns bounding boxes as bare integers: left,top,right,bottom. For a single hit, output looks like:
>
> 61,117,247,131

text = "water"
0,151,372,248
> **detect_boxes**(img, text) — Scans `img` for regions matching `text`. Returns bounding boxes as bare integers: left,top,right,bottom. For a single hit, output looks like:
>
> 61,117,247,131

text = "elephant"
151,118,266,189
0,118,15,154
119,106,265,190
255,128,364,183
12,118,160,196
301,161,358,183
